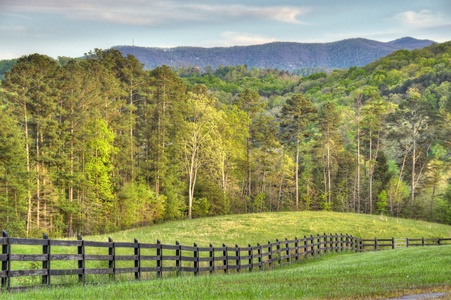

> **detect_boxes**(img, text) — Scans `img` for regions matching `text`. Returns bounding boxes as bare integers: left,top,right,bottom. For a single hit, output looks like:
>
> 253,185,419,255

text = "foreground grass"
91,211,451,246
2,246,450,299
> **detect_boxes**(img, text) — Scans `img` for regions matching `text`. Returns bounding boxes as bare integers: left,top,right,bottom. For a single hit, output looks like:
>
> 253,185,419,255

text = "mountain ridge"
113,37,435,71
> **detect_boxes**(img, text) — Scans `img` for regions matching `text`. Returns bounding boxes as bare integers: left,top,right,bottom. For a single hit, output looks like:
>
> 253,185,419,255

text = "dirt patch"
387,292,449,299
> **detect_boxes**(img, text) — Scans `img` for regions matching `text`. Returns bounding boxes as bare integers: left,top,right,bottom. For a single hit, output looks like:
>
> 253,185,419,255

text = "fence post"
374,237,378,251
346,233,349,250
176,241,181,276
351,236,355,251
134,239,140,280
77,234,85,284
209,244,214,274
422,237,425,246
340,234,344,252
350,235,355,252
235,244,240,272
156,240,162,278
42,233,50,286
310,235,315,256
257,243,262,270
330,233,334,252
406,237,409,248
325,233,330,253
248,244,252,272
285,238,290,264
193,243,199,276
267,241,272,269
317,235,321,255
336,234,339,251
294,237,299,262
276,239,281,265
222,243,228,274
108,237,115,281
1,230,9,290
392,237,395,249
330,233,333,251
335,233,339,252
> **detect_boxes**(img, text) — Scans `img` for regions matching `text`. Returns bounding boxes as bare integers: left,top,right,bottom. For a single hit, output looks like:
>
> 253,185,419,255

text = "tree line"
1,42,451,237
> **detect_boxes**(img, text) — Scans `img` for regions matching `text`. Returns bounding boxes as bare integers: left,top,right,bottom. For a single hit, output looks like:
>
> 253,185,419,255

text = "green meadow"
91,211,451,246
1,211,451,299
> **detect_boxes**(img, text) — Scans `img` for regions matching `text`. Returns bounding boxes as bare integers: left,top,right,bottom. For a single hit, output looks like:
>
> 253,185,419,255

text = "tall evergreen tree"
279,94,317,210
317,101,341,209
3,54,61,235
233,88,266,208
0,104,28,235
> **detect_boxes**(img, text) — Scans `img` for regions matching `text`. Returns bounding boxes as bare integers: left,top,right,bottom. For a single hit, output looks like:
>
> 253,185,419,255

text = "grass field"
2,246,450,299
90,211,451,247
1,211,451,299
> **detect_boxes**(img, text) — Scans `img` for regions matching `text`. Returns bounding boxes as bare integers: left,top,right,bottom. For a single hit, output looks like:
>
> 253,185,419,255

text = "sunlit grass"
3,246,450,299
89,211,451,247
2,211,451,297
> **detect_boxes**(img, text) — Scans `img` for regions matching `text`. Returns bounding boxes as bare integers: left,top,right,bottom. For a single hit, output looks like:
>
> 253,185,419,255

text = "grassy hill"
88,211,451,246
4,241,451,299
2,212,451,299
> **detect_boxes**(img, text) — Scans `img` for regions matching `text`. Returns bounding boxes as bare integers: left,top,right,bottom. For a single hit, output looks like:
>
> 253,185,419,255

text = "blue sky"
1,0,451,60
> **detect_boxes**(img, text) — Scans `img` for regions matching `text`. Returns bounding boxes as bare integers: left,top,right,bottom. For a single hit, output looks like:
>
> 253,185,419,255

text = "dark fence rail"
1,230,450,291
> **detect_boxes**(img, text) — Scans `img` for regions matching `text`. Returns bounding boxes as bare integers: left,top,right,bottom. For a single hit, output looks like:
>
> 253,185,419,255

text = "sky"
1,0,451,60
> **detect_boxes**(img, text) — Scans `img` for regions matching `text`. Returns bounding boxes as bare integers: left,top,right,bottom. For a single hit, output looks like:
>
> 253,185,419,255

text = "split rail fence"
1,230,450,291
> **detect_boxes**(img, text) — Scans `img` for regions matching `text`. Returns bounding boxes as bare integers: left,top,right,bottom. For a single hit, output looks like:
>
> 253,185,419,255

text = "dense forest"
1,41,451,238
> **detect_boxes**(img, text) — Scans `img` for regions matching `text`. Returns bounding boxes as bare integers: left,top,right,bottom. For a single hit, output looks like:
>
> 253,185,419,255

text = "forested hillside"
113,37,434,71
1,41,451,238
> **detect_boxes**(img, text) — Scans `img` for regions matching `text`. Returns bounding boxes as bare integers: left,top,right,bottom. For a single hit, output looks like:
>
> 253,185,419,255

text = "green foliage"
376,190,388,214
2,41,451,237
117,182,165,229
192,197,210,218
85,119,116,203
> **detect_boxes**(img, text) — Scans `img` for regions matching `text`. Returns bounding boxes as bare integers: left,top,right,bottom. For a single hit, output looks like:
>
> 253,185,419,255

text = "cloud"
2,0,309,26
393,10,450,28
217,31,276,46
190,4,308,24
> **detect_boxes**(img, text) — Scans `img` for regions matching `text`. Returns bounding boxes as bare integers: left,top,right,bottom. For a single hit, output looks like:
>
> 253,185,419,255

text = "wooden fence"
1,230,450,291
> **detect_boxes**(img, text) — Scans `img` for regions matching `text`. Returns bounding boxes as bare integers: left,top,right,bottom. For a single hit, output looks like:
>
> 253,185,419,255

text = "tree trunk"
295,139,300,210
24,102,32,236
357,128,361,213
369,130,373,214
411,139,416,213
327,142,332,204
247,136,251,198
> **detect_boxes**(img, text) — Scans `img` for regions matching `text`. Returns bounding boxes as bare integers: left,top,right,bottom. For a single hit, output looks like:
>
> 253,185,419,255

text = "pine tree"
279,94,317,210
233,88,266,207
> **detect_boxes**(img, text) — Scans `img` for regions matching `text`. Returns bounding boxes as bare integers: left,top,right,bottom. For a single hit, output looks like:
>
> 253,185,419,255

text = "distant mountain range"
113,37,435,71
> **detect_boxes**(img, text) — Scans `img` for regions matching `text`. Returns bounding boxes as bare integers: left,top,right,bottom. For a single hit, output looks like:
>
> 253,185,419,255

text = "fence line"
1,230,450,291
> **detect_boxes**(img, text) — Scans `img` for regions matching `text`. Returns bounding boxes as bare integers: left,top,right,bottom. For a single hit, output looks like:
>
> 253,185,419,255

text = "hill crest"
113,37,435,71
